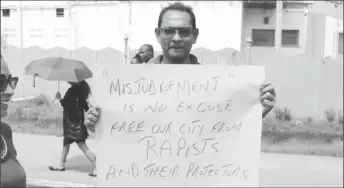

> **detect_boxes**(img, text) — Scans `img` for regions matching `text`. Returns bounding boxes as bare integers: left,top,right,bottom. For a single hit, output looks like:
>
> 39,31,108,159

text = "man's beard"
168,54,188,64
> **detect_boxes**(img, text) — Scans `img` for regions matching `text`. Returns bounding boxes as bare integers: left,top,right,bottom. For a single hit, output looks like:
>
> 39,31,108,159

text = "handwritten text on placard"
92,64,265,187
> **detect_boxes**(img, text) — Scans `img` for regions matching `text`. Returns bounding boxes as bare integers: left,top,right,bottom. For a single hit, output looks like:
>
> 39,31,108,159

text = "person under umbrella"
25,57,96,177
48,80,97,177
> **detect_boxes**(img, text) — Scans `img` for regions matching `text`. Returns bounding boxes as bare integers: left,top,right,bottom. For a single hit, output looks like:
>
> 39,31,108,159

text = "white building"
1,1,343,58
323,16,343,58
1,1,119,50
242,1,343,57
1,1,243,52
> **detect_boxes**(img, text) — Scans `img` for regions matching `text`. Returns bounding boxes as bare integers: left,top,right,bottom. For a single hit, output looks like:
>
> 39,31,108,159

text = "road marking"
27,178,95,187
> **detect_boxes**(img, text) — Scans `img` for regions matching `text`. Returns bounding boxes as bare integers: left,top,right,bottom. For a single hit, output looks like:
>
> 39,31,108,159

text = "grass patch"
3,95,343,157
261,115,343,157
2,94,94,138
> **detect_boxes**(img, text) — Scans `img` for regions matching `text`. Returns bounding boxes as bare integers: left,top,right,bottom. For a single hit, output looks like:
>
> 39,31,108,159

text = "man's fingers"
260,83,276,117
84,119,91,126
85,111,99,127
260,83,271,90
86,113,99,124
87,107,100,117
261,92,275,102
262,99,275,108
261,84,276,96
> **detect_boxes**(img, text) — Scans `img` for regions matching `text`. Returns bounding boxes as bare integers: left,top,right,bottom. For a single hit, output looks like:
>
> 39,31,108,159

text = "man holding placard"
85,2,276,187
85,2,276,127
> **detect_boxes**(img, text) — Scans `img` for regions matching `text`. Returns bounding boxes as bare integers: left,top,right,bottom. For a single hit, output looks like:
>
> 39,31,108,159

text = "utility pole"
124,34,128,64
246,36,253,65
124,1,131,64
275,1,283,52
19,1,24,48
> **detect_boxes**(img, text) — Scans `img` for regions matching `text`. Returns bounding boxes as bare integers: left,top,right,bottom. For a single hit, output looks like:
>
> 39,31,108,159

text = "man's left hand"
260,83,276,118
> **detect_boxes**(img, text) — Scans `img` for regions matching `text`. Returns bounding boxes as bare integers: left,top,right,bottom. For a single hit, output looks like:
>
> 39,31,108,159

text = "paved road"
13,133,343,187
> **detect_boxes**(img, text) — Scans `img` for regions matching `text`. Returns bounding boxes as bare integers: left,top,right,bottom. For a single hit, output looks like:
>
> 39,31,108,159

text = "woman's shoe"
48,165,66,171
88,168,97,177
88,172,97,177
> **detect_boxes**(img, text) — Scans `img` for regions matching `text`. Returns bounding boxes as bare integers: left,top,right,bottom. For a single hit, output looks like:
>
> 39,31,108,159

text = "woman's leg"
60,144,70,168
49,137,71,171
76,141,96,175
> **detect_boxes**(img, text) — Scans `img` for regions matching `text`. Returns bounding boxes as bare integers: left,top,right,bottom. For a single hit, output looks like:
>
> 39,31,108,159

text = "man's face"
139,46,153,62
155,10,199,63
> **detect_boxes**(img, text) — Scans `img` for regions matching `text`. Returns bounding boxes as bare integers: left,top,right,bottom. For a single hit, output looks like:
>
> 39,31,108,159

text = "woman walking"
48,80,97,177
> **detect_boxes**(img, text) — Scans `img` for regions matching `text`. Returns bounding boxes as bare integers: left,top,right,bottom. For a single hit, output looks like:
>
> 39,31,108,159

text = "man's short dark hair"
142,44,154,52
158,2,196,29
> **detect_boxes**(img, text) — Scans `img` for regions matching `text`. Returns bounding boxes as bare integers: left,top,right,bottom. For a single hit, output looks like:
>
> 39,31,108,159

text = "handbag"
64,99,87,140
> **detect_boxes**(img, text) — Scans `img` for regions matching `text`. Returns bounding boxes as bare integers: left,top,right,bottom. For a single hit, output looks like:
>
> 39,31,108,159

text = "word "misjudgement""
109,77,223,96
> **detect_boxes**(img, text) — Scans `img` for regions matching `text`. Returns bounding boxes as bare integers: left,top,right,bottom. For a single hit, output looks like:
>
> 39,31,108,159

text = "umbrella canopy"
25,57,93,82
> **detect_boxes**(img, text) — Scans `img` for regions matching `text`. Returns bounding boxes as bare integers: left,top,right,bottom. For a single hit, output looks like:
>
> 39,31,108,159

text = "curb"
27,178,95,187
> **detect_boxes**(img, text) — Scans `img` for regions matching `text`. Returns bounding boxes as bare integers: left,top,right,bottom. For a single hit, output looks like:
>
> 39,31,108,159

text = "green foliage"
306,116,313,124
338,110,343,125
325,109,336,124
274,107,292,121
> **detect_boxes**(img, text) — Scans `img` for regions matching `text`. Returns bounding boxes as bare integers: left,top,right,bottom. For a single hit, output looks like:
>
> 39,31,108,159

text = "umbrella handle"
57,81,60,92
33,74,37,87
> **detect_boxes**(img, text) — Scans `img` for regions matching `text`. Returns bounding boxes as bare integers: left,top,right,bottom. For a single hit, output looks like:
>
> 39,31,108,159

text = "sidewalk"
13,133,343,187
13,133,97,186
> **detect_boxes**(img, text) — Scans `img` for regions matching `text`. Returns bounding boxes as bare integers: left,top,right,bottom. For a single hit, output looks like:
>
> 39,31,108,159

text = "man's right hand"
85,104,101,133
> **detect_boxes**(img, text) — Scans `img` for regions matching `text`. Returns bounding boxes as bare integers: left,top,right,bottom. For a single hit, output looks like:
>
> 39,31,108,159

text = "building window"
2,9,10,17
252,29,275,47
29,29,43,38
3,28,16,39
338,33,343,55
56,8,64,17
54,28,69,38
282,30,299,47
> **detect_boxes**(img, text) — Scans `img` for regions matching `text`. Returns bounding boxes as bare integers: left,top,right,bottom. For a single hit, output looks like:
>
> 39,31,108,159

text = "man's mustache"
170,46,184,49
